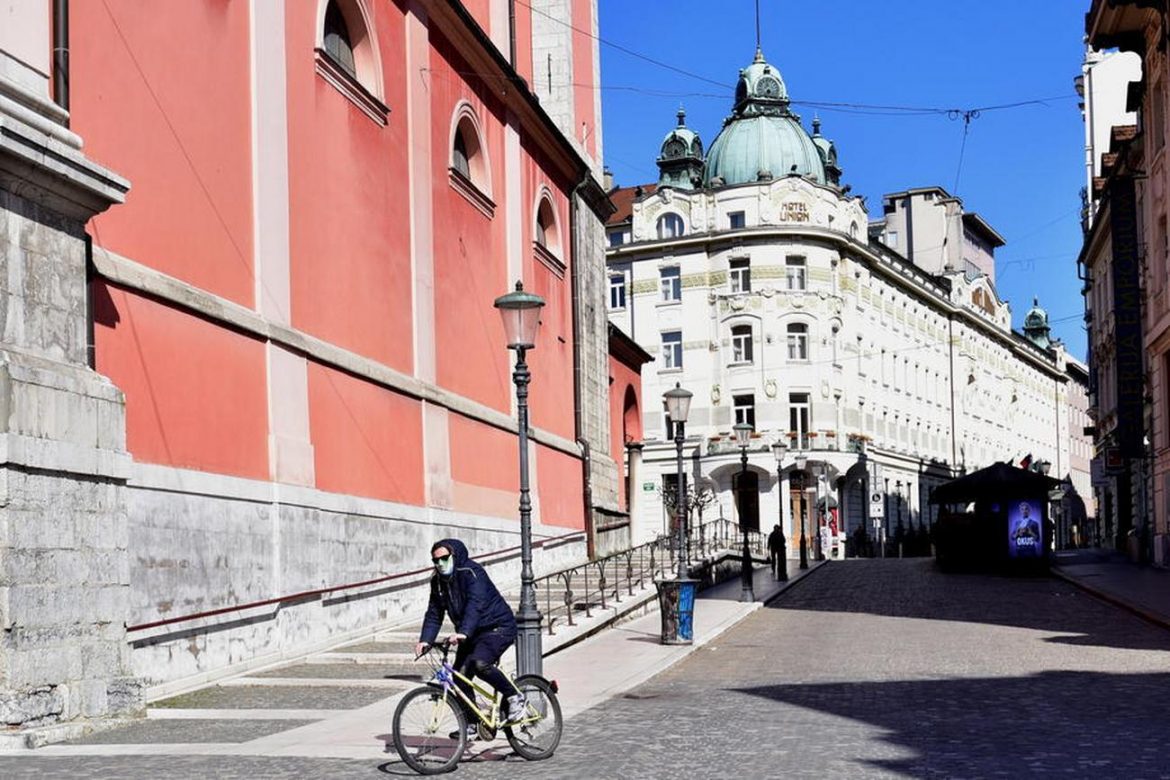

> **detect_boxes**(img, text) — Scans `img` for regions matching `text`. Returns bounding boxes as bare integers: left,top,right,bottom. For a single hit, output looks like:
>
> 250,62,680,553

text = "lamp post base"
514,606,543,677
740,536,755,602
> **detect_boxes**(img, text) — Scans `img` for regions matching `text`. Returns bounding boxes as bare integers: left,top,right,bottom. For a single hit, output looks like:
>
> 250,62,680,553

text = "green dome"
703,50,825,187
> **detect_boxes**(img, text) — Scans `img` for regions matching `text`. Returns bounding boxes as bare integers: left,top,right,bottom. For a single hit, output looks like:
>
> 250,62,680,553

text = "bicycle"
391,639,563,775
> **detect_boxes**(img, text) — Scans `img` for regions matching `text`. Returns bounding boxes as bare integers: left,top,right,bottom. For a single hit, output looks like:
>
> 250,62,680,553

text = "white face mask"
434,553,455,576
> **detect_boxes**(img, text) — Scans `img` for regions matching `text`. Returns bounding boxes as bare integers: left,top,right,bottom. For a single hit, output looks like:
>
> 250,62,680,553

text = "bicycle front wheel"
504,675,563,760
392,686,467,775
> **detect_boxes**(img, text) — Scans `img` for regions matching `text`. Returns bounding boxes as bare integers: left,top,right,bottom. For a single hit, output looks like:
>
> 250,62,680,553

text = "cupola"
657,106,704,190
703,49,830,188
1022,297,1052,349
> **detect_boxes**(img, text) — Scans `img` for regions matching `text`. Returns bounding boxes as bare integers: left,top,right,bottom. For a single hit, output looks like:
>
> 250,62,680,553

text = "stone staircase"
147,523,764,712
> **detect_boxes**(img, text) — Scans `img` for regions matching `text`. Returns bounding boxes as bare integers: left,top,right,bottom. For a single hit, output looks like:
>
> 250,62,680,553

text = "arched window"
534,194,562,260
787,323,809,361
452,131,471,179
324,1,356,78
657,213,685,239
316,0,387,125
448,105,494,216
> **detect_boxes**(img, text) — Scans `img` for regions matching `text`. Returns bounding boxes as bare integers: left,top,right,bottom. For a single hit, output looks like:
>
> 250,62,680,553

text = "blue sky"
597,1,1089,359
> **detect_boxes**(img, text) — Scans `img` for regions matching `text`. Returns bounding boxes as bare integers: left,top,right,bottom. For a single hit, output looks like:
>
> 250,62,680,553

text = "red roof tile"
607,184,656,226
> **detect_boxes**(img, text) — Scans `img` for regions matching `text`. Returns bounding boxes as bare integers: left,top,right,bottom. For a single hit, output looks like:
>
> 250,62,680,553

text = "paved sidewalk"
1052,548,1170,630
17,560,824,764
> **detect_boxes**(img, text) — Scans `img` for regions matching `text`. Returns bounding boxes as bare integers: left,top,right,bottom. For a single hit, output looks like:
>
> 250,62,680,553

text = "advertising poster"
1007,500,1043,558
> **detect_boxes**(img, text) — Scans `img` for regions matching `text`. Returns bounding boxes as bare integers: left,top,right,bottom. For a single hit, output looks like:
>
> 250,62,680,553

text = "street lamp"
772,440,789,581
494,281,545,677
663,383,693,578
733,423,755,602
794,452,809,569
658,382,696,645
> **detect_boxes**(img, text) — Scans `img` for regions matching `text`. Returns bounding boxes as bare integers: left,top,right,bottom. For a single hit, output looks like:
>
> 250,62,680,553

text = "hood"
432,538,471,567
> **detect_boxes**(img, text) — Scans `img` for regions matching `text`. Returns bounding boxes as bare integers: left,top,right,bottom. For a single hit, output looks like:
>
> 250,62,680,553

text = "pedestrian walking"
767,524,787,580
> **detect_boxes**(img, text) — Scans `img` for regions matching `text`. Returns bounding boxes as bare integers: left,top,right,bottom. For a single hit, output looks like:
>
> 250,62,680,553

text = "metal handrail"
126,529,586,633
533,517,767,636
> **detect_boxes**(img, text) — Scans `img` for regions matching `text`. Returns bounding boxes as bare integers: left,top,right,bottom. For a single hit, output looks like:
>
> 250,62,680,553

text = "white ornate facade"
606,50,1090,555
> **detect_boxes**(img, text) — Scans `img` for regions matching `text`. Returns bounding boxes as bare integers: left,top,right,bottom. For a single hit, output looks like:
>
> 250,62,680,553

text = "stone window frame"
657,212,686,240
785,255,807,291
659,265,681,303
730,323,754,365
661,330,683,371
533,187,565,275
729,257,751,294
609,271,626,310
449,102,496,218
314,0,389,125
786,321,810,362
733,393,756,430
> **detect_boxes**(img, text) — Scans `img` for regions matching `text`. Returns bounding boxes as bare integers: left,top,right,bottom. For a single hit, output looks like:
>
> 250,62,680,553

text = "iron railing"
533,517,767,636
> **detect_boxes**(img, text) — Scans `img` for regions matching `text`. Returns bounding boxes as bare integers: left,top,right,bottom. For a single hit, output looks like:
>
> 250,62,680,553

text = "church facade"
606,49,1091,555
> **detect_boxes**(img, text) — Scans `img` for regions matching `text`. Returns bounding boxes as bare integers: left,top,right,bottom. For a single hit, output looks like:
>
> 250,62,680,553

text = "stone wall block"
106,677,143,716
9,643,82,687
0,685,64,727
78,678,107,718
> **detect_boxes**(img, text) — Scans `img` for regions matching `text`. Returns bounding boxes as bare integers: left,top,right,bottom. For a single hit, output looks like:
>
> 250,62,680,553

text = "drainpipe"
570,174,596,559
508,0,517,68
53,0,70,120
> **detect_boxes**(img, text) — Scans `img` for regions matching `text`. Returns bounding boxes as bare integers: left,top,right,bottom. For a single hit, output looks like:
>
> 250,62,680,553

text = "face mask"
433,553,454,577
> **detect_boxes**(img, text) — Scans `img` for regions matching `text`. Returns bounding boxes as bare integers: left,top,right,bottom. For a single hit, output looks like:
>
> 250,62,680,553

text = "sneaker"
448,723,478,741
505,693,528,723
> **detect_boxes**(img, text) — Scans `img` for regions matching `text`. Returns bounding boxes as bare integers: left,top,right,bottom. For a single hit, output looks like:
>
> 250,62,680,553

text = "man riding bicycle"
416,538,526,737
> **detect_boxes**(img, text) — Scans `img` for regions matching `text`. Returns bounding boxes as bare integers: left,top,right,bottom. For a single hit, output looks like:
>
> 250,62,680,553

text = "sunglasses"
432,553,452,565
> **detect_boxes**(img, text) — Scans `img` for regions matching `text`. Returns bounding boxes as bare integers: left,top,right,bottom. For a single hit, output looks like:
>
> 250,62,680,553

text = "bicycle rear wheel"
392,686,467,775
504,675,562,760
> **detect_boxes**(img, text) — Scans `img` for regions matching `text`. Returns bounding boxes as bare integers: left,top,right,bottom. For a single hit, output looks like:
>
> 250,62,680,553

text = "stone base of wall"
125,465,587,698
0,339,141,738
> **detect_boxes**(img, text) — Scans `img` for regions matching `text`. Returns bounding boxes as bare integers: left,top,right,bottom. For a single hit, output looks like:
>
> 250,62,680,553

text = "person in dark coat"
416,538,525,734
767,524,787,580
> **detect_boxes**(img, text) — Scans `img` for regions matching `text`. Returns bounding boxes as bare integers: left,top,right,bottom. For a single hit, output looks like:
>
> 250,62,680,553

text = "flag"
1019,453,1033,469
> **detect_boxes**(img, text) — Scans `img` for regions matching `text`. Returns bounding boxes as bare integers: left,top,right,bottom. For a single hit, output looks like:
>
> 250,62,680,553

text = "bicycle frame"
425,647,540,730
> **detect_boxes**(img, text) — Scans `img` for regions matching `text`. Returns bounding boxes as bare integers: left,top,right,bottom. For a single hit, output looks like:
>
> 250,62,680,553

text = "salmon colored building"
0,0,637,722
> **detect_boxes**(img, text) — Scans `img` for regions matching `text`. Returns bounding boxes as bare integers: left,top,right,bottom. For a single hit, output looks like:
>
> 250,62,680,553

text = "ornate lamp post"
663,383,693,578
494,281,545,677
772,440,788,581
733,423,755,602
794,452,809,569
658,383,696,644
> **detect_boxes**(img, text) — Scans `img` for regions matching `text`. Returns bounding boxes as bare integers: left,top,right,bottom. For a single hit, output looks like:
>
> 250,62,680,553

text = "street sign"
643,482,656,491
869,490,885,519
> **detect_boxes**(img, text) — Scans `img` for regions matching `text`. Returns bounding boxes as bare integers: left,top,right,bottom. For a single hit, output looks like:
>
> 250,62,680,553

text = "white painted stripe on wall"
249,0,291,323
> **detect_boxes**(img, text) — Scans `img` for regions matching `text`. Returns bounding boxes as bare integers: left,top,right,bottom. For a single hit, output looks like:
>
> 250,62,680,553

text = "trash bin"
656,578,698,645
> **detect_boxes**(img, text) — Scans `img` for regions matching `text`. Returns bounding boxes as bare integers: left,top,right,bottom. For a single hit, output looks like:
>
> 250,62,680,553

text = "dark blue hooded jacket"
420,538,517,643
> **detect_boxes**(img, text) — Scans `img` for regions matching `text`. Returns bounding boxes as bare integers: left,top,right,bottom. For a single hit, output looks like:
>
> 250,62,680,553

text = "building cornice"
426,0,614,220
608,225,1068,381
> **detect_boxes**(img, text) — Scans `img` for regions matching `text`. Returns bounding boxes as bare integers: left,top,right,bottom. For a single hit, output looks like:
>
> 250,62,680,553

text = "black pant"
453,626,520,712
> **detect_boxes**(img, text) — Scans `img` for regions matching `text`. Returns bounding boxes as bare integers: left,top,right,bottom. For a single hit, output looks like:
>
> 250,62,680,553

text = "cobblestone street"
4,559,1170,779
452,559,1170,779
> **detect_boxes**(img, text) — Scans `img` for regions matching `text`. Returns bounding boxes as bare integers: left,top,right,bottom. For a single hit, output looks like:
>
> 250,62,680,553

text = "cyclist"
416,538,526,737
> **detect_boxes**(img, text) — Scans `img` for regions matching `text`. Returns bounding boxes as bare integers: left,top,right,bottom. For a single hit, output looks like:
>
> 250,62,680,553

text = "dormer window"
657,213,685,239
